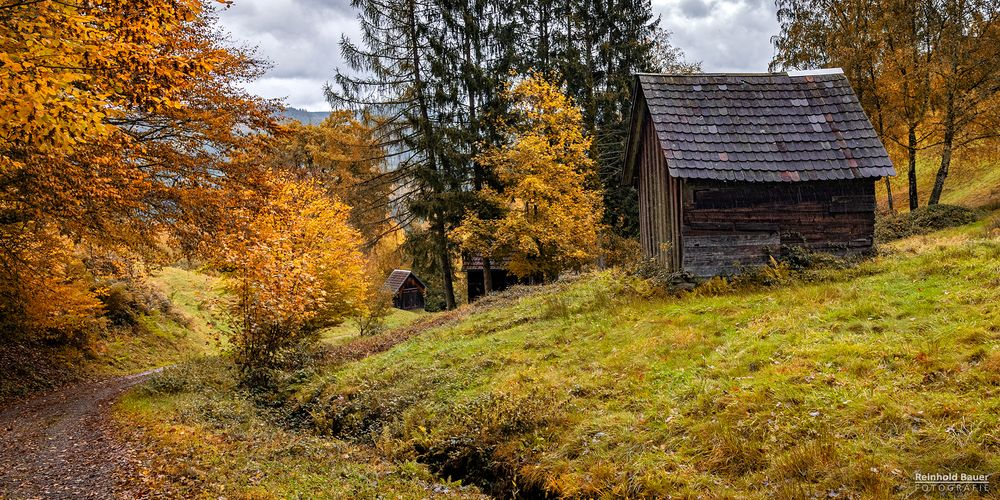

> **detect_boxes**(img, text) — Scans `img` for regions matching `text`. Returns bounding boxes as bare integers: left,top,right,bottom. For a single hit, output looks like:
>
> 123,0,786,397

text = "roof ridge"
636,72,789,77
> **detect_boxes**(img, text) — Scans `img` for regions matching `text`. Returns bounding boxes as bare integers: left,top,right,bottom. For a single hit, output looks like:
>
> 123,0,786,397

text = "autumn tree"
772,0,1000,210
331,0,468,310
0,1,277,338
272,113,390,243
925,0,1000,205
332,0,693,307
217,177,367,377
771,0,902,211
453,75,603,282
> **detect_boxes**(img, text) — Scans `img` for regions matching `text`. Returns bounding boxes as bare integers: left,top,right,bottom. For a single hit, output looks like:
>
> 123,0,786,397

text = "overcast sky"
216,0,779,111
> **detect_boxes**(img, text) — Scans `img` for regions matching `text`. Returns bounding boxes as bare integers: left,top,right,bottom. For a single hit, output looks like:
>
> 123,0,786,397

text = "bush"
98,280,175,326
215,179,367,382
779,246,851,271
350,289,393,337
875,204,981,242
601,232,641,269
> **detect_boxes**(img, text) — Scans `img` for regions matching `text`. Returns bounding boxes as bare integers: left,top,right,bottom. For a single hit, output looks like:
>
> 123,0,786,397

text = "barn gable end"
382,270,427,310
623,70,895,277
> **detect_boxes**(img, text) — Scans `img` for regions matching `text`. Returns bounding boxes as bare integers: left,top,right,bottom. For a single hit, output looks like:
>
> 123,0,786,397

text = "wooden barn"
382,269,426,310
461,255,522,303
622,70,896,276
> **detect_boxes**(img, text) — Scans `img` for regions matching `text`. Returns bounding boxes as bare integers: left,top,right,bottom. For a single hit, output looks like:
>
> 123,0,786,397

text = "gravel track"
0,369,160,499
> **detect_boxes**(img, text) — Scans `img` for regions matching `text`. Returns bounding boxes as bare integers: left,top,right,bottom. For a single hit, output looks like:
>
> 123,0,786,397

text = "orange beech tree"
216,177,367,376
453,75,604,282
0,0,278,338
272,113,392,244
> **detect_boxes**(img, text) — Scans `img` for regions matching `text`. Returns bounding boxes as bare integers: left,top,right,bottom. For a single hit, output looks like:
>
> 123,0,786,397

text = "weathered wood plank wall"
680,179,876,276
638,116,682,270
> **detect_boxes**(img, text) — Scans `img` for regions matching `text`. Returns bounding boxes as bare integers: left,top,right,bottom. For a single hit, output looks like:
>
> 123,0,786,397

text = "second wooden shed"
382,269,426,310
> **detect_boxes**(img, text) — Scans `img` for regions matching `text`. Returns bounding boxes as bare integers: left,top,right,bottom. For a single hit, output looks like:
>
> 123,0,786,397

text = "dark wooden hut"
382,269,426,310
622,70,896,276
461,255,522,303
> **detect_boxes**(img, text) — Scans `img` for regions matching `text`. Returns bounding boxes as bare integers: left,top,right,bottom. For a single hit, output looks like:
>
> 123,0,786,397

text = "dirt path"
0,369,161,499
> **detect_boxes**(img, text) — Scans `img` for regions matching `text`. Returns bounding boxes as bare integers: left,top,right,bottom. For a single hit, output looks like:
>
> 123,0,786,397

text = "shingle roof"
460,255,510,272
382,270,425,293
624,71,895,183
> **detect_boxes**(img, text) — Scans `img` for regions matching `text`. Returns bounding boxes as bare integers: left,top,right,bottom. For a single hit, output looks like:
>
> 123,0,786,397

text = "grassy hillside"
120,216,1000,498
292,218,1000,497
122,220,1000,498
84,267,227,372
320,308,425,346
880,152,1000,211
0,267,225,402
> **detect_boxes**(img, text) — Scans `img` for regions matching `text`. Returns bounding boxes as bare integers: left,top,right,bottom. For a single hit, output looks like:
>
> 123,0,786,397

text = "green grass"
0,267,227,402
320,308,425,346
90,267,227,374
120,221,1000,497
117,357,482,498
148,266,232,348
291,218,1000,497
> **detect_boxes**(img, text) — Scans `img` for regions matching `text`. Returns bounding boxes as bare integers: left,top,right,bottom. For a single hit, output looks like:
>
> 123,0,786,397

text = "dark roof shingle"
382,270,425,293
625,71,895,183
460,255,510,272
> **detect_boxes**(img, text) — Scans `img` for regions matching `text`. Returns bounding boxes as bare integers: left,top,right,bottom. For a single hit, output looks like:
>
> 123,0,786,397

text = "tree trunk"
537,3,549,71
482,257,493,295
434,213,457,309
884,177,895,214
929,137,953,206
929,74,957,205
407,0,456,309
907,124,919,210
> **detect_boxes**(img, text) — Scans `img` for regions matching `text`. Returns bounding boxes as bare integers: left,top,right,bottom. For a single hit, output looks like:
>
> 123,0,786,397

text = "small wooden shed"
461,255,522,303
623,70,896,276
382,269,426,310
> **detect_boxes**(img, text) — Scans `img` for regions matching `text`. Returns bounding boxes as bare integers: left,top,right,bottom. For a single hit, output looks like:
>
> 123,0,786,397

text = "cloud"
216,0,360,110
652,0,779,72
677,0,712,19
215,0,781,110
242,77,333,111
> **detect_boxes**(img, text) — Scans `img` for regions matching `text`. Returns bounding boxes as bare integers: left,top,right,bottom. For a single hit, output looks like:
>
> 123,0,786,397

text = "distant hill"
278,107,331,125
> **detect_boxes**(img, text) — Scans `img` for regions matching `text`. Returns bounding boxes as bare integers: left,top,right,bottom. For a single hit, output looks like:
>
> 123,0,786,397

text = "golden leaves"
215,175,368,367
0,0,277,337
455,74,604,280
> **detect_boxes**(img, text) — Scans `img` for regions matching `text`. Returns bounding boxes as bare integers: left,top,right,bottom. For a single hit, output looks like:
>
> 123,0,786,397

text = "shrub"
98,279,175,326
601,232,641,269
875,204,980,242
0,223,107,344
780,246,849,270
350,289,393,337
215,178,367,382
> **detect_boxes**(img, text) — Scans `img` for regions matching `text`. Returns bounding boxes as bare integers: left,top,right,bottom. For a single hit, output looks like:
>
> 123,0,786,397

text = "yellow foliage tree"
453,74,604,281
216,177,367,374
273,112,390,243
